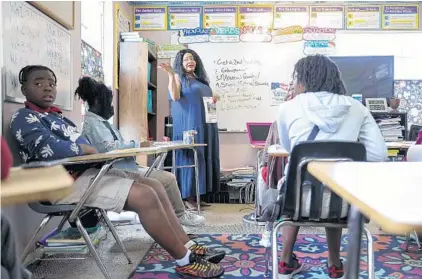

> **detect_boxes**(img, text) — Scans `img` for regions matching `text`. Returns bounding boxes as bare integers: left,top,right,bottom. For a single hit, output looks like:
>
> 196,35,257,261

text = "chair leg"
99,209,132,264
271,220,293,279
363,227,374,279
56,214,70,232
414,230,421,249
75,217,111,279
263,221,273,277
21,215,52,264
405,233,410,252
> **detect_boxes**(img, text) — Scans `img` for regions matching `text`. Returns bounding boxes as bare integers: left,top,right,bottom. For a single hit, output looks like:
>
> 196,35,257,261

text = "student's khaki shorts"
54,168,135,213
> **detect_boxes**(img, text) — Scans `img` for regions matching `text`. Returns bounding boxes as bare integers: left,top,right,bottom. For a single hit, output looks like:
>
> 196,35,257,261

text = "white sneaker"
178,212,205,227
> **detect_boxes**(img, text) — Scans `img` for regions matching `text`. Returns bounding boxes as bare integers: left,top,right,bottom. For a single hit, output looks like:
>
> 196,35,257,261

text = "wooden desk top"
250,144,265,149
386,141,415,149
1,166,73,206
152,142,207,151
308,161,422,234
268,145,289,157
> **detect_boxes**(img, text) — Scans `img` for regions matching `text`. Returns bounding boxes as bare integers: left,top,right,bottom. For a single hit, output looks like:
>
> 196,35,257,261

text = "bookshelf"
119,41,157,165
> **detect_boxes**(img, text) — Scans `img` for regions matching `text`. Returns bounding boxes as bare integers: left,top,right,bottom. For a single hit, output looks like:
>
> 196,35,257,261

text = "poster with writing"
81,40,104,82
209,27,240,43
203,6,237,28
273,6,309,29
134,7,167,30
178,28,209,44
157,44,186,59
203,97,218,123
168,7,202,30
310,6,344,29
346,6,381,29
238,6,273,29
272,26,304,44
240,26,271,42
270,82,288,106
303,40,336,55
382,5,419,30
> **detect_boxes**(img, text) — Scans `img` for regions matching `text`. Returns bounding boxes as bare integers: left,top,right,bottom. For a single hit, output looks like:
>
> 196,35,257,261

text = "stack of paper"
221,167,255,188
120,32,143,42
377,117,404,142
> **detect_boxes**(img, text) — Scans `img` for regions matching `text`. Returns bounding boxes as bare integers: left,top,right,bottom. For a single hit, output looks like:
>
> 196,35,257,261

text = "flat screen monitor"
329,56,394,102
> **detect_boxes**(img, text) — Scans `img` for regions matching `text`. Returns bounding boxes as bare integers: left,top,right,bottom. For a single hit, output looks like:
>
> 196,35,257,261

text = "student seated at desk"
74,76,204,227
1,138,32,279
275,55,388,278
10,65,225,278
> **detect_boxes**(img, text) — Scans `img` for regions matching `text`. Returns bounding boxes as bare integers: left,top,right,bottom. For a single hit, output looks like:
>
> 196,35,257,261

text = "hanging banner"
238,6,273,29
303,27,336,41
239,26,272,42
168,7,202,30
178,28,210,44
157,44,186,59
382,5,419,30
346,6,381,30
203,6,237,28
272,25,304,44
303,40,336,55
134,7,167,30
209,27,240,43
273,6,309,29
310,6,344,29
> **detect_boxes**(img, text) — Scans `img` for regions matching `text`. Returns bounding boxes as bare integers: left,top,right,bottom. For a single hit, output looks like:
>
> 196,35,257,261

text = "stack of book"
377,117,404,142
221,167,255,188
120,32,155,47
41,225,106,254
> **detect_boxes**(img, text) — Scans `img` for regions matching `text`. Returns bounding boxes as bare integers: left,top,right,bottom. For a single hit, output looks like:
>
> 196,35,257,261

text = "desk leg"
144,153,165,177
346,206,363,279
192,148,201,215
255,150,262,218
172,150,176,175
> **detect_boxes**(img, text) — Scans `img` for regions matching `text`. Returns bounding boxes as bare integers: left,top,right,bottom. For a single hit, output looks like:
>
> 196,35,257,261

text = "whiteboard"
189,31,422,131
2,1,73,110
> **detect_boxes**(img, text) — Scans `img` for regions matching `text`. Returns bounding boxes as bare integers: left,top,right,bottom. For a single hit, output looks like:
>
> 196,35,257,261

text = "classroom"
0,1,422,279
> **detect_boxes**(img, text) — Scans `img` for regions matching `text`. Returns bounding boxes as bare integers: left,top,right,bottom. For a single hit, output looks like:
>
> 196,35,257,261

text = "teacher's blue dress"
169,77,220,199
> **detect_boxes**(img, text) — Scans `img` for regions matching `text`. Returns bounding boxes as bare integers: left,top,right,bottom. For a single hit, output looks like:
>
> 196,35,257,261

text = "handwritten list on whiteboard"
2,2,72,109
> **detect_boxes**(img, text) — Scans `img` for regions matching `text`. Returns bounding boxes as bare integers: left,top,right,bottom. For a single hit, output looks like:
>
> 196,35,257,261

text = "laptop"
246,122,272,146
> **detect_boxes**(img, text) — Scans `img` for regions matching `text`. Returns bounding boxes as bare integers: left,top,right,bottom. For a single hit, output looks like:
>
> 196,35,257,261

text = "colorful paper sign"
209,27,240,43
303,27,336,41
382,5,419,30
270,82,289,106
178,28,210,44
134,7,167,30
272,26,304,44
273,6,309,29
239,26,272,42
310,6,344,29
157,44,186,59
203,6,237,28
238,6,273,29
303,40,336,55
168,7,202,30
346,6,381,30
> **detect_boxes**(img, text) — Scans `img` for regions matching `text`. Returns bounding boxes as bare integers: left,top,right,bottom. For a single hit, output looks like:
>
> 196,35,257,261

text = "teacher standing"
159,49,220,204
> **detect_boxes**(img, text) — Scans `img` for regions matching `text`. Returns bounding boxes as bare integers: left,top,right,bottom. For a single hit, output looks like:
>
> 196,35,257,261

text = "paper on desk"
105,147,162,154
268,145,288,154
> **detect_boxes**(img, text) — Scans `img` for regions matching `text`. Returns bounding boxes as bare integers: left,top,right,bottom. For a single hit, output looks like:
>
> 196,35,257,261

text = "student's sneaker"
179,212,205,227
327,261,345,279
189,242,226,264
175,253,225,278
278,254,303,279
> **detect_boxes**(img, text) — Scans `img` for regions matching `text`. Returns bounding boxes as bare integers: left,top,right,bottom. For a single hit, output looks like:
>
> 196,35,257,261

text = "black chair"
408,124,422,141
263,141,374,279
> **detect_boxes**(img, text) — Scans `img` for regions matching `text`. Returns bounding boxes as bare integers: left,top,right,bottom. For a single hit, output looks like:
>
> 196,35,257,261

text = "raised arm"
159,63,181,101
10,110,88,161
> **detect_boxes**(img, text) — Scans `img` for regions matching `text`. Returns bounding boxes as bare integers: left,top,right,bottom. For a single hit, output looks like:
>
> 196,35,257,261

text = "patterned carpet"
129,234,422,279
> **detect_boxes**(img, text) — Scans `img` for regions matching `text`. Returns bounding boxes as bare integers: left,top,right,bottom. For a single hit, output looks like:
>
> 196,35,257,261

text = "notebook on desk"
246,122,272,146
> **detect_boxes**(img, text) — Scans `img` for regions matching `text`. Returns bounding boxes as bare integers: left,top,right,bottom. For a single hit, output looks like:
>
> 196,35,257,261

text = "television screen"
329,56,394,102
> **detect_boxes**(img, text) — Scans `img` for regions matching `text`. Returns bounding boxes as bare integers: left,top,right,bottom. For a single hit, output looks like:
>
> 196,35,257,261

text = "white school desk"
151,142,207,214
386,141,415,149
307,161,422,279
1,166,73,206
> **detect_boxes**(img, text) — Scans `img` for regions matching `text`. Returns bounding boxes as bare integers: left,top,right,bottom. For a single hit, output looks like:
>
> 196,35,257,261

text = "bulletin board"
114,2,131,89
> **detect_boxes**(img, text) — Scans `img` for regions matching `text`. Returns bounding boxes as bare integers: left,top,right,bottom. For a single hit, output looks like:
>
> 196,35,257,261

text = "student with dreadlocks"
275,55,388,279
159,49,220,207
10,65,225,278
75,76,205,227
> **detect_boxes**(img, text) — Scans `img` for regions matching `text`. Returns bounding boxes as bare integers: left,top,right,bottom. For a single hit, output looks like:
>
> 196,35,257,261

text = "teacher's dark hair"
173,49,209,86
293,55,346,95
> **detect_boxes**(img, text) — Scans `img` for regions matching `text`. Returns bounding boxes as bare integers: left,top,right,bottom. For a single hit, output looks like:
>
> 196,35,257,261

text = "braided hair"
75,77,111,107
293,55,346,95
18,65,57,85
173,49,210,86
